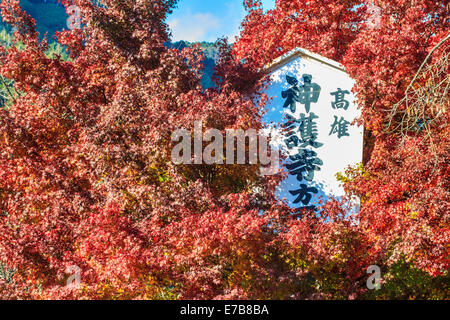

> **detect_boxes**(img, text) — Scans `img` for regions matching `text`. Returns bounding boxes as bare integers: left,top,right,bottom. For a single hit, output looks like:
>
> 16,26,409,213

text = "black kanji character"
330,88,350,110
329,116,350,138
289,184,319,205
286,149,323,182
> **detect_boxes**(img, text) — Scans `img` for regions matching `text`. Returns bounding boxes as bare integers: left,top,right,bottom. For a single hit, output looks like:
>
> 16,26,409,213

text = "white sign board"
263,48,363,210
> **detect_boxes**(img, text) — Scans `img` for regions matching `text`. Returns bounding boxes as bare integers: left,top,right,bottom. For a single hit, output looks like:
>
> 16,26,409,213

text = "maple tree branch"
405,33,450,93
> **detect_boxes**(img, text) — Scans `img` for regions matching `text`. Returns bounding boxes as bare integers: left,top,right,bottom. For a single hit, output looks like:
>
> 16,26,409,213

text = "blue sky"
167,0,275,43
